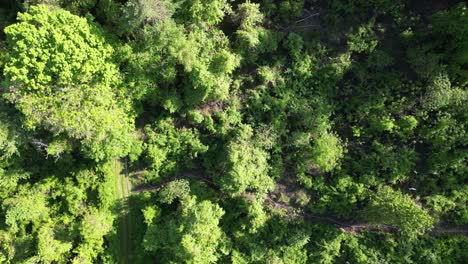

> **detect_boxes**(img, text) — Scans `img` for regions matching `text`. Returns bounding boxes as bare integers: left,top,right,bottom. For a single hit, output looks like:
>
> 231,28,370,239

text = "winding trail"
265,196,468,236
132,170,468,237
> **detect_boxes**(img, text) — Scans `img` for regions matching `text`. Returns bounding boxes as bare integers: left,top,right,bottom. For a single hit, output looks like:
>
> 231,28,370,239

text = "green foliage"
126,19,239,108
262,0,304,22
118,0,172,34
74,209,113,263
143,195,225,263
311,175,367,217
428,3,468,85
144,118,208,181
3,5,135,161
396,115,418,138
422,73,466,111
0,114,21,162
310,132,344,173
363,186,435,237
142,205,160,225
157,179,191,204
208,125,274,195
426,185,468,224
0,168,29,199
0,1,466,263
2,185,49,233
234,2,280,58
176,0,229,26
347,141,417,185
347,21,378,53
36,224,73,263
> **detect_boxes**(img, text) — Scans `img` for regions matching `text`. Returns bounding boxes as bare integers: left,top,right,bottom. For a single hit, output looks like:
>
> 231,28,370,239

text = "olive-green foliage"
144,118,208,181
363,186,435,237
3,5,135,161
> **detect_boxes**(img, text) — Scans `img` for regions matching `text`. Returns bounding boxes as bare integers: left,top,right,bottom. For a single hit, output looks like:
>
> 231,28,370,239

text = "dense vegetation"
0,0,467,263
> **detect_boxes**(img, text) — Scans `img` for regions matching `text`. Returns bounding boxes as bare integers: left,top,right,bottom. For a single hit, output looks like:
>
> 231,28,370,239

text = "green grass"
110,159,153,263
112,159,132,263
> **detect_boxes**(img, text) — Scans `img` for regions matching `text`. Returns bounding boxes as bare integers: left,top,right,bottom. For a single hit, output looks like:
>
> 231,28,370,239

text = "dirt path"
264,194,468,236
132,169,218,194
130,170,468,237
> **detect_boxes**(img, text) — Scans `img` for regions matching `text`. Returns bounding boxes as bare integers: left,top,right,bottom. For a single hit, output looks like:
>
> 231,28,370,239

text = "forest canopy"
0,0,467,263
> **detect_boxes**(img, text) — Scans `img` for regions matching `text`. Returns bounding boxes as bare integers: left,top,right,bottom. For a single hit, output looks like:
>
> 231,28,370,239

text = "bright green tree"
310,131,344,173
2,5,135,161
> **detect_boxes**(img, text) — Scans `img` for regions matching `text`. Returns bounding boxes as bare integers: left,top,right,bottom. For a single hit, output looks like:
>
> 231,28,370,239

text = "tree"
2,5,135,161
126,19,239,110
157,179,191,204
0,168,29,199
36,224,73,263
310,132,344,173
208,125,274,195
143,195,225,263
144,118,208,182
176,0,229,26
363,186,435,237
428,3,468,85
2,185,49,233
0,113,21,162
73,208,113,263
233,2,279,58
